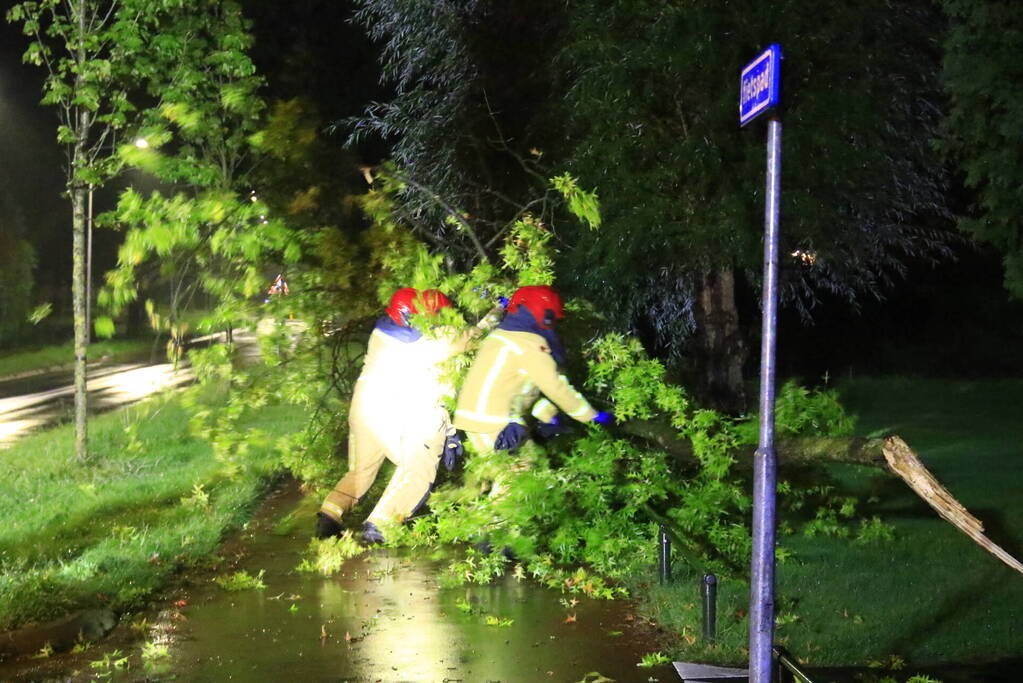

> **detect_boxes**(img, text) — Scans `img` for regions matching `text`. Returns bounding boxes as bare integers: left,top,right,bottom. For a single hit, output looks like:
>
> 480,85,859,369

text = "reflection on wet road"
0,330,264,449
0,484,677,682
0,361,194,448
148,488,674,682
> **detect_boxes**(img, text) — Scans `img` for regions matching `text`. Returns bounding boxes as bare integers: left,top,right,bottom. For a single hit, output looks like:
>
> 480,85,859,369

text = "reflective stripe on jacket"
454,330,596,434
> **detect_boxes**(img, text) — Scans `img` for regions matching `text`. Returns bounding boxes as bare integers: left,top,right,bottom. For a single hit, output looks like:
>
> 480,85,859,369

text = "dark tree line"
338,0,964,410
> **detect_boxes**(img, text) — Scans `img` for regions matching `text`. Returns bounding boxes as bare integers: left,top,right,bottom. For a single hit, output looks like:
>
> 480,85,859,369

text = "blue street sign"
739,44,781,126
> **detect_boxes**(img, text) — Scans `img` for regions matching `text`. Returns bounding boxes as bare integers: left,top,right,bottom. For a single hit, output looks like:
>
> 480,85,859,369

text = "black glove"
535,415,565,440
442,433,464,471
494,422,529,451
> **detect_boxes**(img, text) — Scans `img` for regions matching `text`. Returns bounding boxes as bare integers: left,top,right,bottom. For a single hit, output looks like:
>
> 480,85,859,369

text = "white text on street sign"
740,44,781,126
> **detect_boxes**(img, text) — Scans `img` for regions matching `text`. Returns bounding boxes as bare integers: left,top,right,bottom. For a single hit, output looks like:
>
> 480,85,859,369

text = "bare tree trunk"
72,1,89,463
692,267,747,413
72,182,88,462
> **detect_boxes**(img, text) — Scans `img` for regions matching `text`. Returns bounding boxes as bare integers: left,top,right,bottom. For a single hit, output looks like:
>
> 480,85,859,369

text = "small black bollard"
658,525,671,583
701,574,717,642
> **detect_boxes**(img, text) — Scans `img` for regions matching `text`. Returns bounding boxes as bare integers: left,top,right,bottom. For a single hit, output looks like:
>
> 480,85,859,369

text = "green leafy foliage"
347,0,953,371
214,569,266,591
734,380,856,444
637,651,671,667
342,192,870,587
940,0,1023,299
94,0,297,347
296,533,365,575
176,169,879,603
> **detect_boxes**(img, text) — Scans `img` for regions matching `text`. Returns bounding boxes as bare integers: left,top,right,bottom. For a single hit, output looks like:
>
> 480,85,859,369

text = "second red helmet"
420,289,452,314
386,287,452,326
508,285,564,329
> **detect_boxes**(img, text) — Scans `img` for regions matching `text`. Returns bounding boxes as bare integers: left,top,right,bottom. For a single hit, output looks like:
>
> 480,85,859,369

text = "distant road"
0,360,194,449
0,329,266,449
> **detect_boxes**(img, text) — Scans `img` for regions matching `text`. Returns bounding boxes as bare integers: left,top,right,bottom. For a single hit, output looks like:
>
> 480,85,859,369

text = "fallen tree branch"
620,420,890,468
880,435,1023,575
618,421,1023,576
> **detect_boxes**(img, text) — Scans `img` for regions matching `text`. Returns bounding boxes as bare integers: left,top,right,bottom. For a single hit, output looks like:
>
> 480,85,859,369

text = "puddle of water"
4,482,1019,682
0,482,676,682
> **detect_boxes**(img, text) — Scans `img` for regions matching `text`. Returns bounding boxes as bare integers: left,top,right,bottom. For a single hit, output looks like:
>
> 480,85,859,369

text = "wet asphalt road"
0,358,194,448
0,330,265,449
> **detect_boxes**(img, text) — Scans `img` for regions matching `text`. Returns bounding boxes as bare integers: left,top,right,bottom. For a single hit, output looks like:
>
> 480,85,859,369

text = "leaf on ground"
577,673,616,683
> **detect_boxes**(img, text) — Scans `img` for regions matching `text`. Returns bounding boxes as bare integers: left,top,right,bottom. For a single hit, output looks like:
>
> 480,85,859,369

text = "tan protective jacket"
454,329,597,434
352,325,466,436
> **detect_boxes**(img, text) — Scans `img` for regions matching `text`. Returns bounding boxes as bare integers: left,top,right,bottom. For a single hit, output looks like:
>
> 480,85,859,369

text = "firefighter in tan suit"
454,286,613,460
316,288,473,544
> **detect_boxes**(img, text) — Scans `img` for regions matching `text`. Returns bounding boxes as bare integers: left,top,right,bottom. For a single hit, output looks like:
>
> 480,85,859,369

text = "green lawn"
779,377,1023,665
0,392,305,631
0,339,157,378
643,376,1023,669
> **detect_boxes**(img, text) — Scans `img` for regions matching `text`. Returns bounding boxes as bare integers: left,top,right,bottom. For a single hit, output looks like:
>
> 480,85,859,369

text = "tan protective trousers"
321,409,447,527
465,429,534,500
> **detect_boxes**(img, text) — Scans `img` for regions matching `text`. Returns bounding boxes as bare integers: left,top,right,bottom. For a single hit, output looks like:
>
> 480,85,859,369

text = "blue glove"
494,422,528,451
592,411,615,426
442,433,464,471
535,415,565,440
498,296,509,309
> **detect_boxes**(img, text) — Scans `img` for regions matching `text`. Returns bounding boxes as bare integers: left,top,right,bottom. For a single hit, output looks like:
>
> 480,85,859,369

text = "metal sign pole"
749,113,782,683
739,43,782,683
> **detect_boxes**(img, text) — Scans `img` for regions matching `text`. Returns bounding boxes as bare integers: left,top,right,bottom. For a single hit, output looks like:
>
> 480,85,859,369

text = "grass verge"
0,339,157,379
0,391,305,631
640,376,1023,669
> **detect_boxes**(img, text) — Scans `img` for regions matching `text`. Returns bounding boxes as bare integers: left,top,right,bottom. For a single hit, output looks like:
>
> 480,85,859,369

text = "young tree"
8,0,148,460
940,0,1023,298
98,0,301,347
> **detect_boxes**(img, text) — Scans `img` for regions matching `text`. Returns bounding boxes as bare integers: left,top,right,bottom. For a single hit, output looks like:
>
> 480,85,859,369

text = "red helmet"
420,289,452,314
508,285,564,329
386,287,452,326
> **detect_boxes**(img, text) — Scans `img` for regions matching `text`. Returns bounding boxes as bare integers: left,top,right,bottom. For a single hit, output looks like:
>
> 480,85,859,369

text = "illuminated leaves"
94,316,116,339
214,569,266,591
551,174,601,231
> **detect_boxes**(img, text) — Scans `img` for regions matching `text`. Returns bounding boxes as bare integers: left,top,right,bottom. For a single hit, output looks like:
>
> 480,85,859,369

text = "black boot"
314,512,343,539
473,538,516,563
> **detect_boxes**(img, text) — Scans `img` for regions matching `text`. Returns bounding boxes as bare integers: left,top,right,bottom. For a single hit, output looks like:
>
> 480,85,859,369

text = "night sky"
1,16,68,301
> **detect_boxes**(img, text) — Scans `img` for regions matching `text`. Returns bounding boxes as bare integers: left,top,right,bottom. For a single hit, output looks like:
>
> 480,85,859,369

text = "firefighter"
315,288,472,544
454,285,612,463
264,273,289,302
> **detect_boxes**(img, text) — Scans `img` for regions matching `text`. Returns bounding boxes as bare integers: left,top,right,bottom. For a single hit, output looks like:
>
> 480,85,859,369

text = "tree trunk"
72,1,89,463
72,182,88,462
621,419,889,469
692,267,747,413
